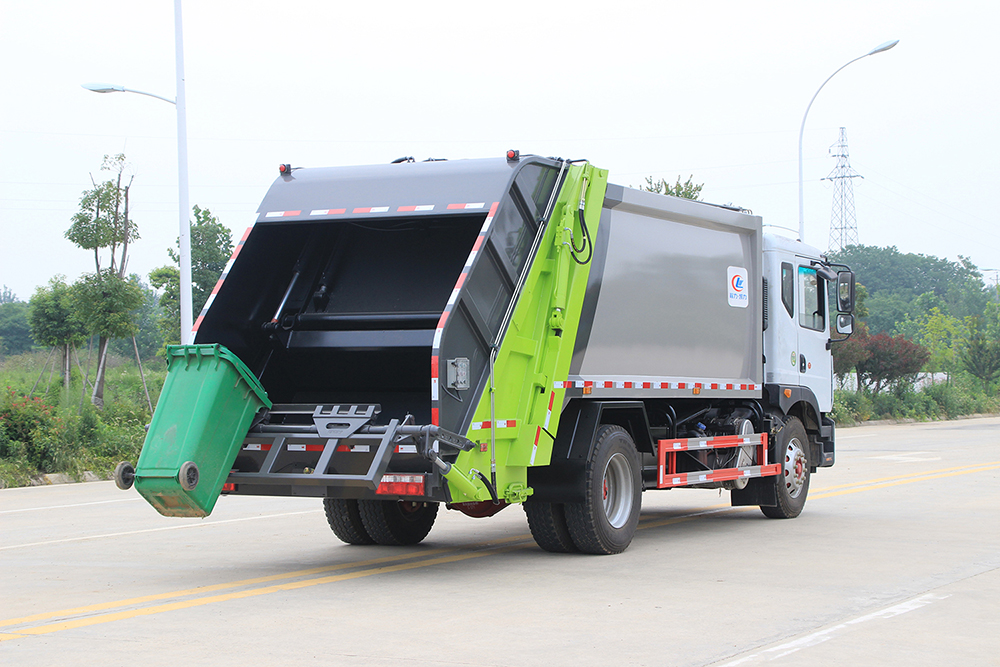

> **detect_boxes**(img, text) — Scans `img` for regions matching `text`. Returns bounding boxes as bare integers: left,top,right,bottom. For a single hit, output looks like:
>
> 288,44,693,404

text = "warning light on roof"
279,163,291,174
506,149,519,161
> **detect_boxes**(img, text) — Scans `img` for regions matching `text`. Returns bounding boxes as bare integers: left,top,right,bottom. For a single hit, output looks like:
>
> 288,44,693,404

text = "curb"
28,471,105,486
838,412,1000,428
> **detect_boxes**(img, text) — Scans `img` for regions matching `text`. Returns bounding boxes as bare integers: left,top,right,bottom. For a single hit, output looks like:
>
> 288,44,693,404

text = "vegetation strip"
3,463,996,642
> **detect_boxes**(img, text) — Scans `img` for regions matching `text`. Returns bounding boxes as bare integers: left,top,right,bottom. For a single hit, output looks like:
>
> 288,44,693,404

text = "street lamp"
798,39,899,244
81,0,193,345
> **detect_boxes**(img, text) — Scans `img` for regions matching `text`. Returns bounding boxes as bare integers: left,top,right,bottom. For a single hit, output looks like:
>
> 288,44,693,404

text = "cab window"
798,266,825,331
780,262,794,317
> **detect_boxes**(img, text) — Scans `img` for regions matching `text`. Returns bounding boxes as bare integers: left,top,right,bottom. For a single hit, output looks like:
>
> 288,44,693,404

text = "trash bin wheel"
179,461,200,491
113,461,135,491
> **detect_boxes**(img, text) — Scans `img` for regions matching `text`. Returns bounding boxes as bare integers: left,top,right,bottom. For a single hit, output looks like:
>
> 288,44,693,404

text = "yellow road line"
1,544,530,640
812,461,1000,493
811,464,1000,500
0,547,452,628
3,460,996,642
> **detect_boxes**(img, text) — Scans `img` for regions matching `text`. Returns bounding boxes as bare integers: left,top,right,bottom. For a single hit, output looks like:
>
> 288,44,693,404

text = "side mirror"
836,313,854,336
837,271,855,313
815,265,838,282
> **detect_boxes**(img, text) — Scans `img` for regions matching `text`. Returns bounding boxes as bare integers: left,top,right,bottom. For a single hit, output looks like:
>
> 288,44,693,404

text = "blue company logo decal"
727,266,749,308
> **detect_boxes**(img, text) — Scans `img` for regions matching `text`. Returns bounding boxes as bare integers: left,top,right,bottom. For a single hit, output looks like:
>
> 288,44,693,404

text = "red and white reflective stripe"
553,379,759,392
446,202,485,210
335,444,371,453
658,464,780,489
430,201,500,426
287,444,326,452
193,227,252,334
660,433,765,452
395,444,418,454
530,426,542,465
656,432,775,488
242,442,391,453
264,210,302,218
352,206,390,214
469,419,517,430
543,391,556,429
310,208,346,216
396,205,435,212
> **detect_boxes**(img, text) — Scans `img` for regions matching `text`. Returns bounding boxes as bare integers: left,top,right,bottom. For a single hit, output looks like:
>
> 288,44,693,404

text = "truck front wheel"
564,425,641,554
761,417,810,519
358,499,438,545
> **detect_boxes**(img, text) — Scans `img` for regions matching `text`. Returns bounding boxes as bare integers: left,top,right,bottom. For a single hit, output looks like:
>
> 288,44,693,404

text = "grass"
0,348,166,488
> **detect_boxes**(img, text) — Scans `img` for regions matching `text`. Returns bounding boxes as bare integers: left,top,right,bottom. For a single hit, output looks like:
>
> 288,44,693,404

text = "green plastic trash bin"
134,344,271,517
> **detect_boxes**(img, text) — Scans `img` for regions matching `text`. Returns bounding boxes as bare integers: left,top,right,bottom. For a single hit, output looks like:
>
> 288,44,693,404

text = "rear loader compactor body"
125,154,855,554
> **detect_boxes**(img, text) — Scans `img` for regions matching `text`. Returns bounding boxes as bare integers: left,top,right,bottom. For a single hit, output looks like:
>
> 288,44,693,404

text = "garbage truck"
116,151,856,555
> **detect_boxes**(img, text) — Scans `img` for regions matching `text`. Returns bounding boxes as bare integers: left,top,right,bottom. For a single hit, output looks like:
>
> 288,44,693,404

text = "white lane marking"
868,452,943,463
718,593,949,665
0,498,142,515
0,510,323,551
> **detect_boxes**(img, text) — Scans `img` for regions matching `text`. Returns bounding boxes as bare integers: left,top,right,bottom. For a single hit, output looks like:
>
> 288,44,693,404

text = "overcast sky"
2,0,998,301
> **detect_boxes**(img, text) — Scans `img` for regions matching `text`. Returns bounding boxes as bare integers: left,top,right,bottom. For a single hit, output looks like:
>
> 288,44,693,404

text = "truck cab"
761,233,854,466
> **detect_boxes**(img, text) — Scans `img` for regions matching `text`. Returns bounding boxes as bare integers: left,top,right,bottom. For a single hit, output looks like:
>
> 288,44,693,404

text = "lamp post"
82,1,193,344
798,39,899,244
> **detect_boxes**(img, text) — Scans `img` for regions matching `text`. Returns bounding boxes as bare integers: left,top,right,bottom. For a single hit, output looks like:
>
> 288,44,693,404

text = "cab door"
763,249,833,413
795,263,832,411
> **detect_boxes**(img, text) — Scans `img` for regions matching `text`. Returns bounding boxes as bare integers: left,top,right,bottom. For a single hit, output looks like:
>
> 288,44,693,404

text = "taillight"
376,474,425,497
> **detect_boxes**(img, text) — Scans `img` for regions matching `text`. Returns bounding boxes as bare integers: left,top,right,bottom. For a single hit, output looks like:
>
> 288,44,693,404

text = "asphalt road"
2,417,998,666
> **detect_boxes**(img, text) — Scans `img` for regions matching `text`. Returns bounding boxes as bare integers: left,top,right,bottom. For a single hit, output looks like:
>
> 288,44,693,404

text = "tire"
760,417,810,519
358,499,438,546
524,502,578,553
113,461,135,491
564,425,642,555
323,499,375,545
178,461,199,491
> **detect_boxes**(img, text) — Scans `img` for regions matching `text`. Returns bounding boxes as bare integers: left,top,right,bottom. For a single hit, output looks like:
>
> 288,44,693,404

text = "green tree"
0,302,33,356
641,175,703,200
151,205,233,346
65,155,141,408
959,315,1000,392
149,266,180,348
108,277,165,361
895,305,964,382
72,270,144,407
28,277,88,388
830,245,990,334
0,285,18,304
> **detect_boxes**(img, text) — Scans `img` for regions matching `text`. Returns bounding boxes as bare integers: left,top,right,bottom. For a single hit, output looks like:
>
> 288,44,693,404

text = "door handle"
799,354,807,373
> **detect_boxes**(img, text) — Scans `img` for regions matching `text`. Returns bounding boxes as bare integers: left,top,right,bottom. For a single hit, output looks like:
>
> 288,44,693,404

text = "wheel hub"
783,438,807,498
602,453,634,529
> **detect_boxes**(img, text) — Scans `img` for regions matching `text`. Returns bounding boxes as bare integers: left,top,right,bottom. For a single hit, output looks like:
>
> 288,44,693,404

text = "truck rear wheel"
564,425,641,554
760,417,810,519
524,502,578,553
358,499,438,546
323,498,375,545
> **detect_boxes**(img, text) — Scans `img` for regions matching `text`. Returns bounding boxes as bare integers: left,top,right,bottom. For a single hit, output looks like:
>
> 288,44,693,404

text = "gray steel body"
568,184,764,400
